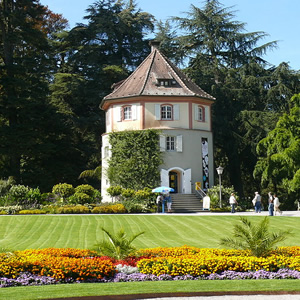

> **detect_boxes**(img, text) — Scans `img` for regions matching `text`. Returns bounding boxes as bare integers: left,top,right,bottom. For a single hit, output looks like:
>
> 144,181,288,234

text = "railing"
195,187,206,199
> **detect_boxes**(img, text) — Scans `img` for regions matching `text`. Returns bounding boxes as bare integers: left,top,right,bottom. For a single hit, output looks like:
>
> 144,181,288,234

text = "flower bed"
136,246,300,276
0,248,116,282
0,246,300,288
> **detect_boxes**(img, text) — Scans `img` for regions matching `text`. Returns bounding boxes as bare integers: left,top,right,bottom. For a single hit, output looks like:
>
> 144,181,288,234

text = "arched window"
196,105,205,122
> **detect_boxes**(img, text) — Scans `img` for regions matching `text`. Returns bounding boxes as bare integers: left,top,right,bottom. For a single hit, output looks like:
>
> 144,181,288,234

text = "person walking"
252,192,262,213
229,193,237,213
274,194,282,215
268,192,274,216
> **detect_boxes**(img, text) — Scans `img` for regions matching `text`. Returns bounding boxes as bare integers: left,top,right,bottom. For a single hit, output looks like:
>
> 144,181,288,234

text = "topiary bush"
52,183,75,200
75,184,95,197
68,192,90,205
107,186,123,197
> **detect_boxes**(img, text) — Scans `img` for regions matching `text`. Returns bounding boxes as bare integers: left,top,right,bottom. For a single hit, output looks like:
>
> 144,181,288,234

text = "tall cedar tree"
169,0,300,197
50,0,155,186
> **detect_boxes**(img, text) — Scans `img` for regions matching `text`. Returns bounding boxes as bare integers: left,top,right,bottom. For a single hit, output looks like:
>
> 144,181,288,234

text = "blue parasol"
152,186,174,193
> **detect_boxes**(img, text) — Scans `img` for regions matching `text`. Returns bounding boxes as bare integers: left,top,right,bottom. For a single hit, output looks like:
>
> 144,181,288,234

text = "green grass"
0,214,300,299
0,214,299,250
1,279,300,300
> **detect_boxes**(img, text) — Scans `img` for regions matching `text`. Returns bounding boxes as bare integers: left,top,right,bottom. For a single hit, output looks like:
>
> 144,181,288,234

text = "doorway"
169,171,178,193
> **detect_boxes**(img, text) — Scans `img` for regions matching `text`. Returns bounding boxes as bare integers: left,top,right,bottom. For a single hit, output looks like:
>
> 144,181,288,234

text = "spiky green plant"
94,227,145,259
220,217,292,257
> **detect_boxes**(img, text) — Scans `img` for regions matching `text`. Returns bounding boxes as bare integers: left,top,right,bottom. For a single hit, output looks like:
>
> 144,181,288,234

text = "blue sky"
41,0,299,70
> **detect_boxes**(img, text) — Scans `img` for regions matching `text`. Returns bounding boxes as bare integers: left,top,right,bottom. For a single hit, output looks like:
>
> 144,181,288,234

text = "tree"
254,94,300,206
49,0,155,189
220,217,291,257
0,0,68,189
170,0,299,197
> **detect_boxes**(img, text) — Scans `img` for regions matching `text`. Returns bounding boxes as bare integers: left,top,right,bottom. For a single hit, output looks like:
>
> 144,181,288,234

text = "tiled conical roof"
100,42,215,108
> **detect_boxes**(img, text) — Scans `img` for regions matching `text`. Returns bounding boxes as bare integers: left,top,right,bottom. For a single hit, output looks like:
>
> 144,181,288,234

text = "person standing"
268,192,274,216
274,194,282,215
229,193,237,213
165,193,172,213
252,192,261,213
156,193,163,213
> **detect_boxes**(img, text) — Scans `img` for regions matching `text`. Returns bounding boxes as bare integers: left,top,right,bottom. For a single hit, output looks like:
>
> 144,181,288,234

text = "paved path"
145,295,300,300
151,210,300,217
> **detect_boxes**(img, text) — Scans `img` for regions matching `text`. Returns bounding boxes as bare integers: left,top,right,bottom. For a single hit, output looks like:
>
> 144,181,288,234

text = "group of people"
252,191,282,215
156,193,172,213
229,191,282,216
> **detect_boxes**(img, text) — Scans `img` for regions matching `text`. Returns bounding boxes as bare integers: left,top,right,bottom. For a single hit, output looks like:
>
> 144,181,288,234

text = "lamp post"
216,166,224,208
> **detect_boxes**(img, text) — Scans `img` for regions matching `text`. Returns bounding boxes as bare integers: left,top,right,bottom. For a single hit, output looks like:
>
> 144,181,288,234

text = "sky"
41,0,299,70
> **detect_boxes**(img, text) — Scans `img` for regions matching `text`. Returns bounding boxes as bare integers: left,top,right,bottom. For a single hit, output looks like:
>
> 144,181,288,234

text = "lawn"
0,214,299,250
0,214,300,299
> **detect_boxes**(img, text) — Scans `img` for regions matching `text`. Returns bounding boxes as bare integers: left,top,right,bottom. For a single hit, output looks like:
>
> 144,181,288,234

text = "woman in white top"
229,193,237,213
274,194,282,215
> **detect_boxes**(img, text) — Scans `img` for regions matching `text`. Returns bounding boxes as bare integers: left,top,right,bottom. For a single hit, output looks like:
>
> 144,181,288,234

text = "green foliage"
107,186,123,198
75,184,95,197
254,94,300,205
220,217,292,257
121,188,135,199
52,183,75,199
107,129,162,190
121,200,148,213
0,177,15,196
8,185,30,201
68,192,90,205
207,185,237,209
94,227,145,259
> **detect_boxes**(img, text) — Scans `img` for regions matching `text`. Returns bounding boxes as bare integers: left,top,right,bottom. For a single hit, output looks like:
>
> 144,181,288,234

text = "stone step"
169,193,204,213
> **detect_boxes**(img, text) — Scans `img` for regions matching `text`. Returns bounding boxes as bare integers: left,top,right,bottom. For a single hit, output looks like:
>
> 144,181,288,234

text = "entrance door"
169,171,178,193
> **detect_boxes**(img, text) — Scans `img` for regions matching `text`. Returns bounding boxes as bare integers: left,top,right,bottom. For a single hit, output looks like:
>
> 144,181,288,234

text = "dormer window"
158,79,177,87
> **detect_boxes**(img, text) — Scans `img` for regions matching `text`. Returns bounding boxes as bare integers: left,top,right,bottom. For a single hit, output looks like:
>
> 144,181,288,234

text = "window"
123,106,132,120
161,105,172,120
166,136,176,151
198,106,203,121
104,146,109,158
158,79,177,86
160,134,182,152
195,105,205,122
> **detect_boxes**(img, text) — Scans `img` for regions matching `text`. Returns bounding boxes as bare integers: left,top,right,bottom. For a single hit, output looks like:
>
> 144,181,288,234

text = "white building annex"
100,41,215,203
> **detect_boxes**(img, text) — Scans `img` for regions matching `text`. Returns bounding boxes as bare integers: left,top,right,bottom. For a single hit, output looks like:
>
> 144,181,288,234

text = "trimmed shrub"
52,183,75,199
92,203,126,214
68,192,90,205
107,186,123,197
75,184,95,197
57,205,90,214
18,209,46,215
